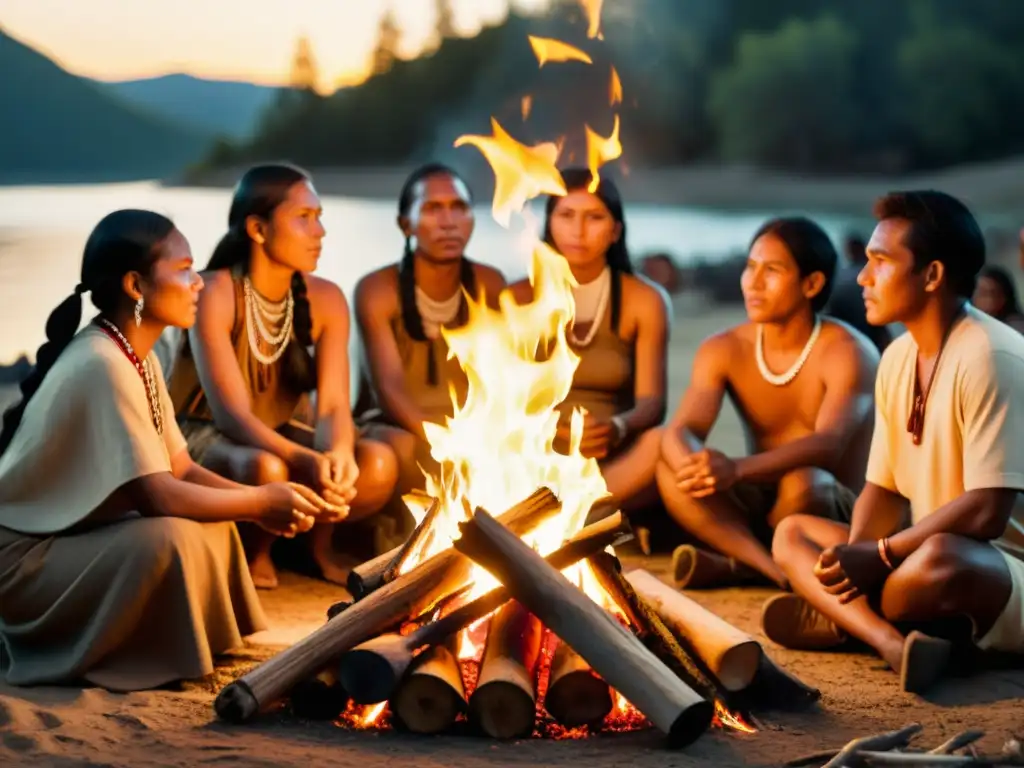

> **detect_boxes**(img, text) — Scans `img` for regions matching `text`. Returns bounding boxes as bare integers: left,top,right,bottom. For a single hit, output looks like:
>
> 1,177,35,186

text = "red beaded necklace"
95,317,164,435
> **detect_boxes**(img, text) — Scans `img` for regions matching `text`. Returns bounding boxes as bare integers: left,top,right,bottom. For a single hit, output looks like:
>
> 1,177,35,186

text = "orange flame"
355,701,388,728
584,115,622,192
712,701,757,734
579,0,604,39
609,66,622,105
453,118,566,226
521,94,533,121
528,35,593,68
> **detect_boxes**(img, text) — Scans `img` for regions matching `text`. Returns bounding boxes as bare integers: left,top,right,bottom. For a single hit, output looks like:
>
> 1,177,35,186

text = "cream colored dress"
0,324,267,691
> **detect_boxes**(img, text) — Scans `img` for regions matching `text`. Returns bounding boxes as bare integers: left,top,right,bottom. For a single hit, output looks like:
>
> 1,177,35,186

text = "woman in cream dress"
0,209,340,692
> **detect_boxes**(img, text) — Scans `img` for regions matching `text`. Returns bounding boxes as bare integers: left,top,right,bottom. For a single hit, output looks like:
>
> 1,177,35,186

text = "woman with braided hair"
354,163,507,504
509,168,671,513
168,164,398,589
0,210,339,691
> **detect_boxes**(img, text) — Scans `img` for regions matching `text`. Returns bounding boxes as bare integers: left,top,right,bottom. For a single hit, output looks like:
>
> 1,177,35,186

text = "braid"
607,241,633,334
291,272,314,347
398,238,427,342
0,292,83,455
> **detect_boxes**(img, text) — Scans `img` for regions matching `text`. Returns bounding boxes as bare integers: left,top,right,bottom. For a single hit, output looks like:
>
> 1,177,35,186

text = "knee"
659,425,693,466
246,451,289,485
356,441,399,497
131,517,207,571
882,533,967,620
770,514,814,560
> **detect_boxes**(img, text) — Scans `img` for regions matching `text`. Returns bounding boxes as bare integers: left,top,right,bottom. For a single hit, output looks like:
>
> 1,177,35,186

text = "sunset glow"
0,0,551,91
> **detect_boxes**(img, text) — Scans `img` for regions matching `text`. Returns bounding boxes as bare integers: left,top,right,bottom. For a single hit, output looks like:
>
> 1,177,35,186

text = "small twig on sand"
929,731,986,755
820,724,924,768
856,751,1024,767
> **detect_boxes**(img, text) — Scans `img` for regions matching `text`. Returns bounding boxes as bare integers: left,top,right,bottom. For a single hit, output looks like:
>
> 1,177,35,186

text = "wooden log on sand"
338,511,632,705
469,602,544,739
214,488,561,723
625,569,762,692
390,637,466,735
454,509,714,749
588,553,734,708
347,491,436,599
543,639,613,728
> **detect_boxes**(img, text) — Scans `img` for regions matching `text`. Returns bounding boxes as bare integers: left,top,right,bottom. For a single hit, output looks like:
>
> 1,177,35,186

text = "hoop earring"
134,297,144,327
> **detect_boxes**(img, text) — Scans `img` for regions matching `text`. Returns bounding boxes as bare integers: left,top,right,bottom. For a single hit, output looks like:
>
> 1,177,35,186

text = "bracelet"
610,415,628,447
877,537,895,570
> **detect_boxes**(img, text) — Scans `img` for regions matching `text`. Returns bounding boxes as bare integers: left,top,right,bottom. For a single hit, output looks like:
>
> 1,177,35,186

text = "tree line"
199,0,1024,174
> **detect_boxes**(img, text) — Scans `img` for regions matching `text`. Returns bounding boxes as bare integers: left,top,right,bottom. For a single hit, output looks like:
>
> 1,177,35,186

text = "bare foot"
312,550,358,587
248,553,279,590
672,544,774,589
900,631,951,694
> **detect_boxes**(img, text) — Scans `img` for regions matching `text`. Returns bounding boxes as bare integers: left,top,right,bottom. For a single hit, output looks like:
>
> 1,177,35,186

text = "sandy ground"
2,295,1023,767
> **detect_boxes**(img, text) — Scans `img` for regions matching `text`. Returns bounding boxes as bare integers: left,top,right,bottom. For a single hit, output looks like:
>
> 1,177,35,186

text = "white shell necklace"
755,316,822,386
570,267,611,348
243,276,294,366
415,286,462,340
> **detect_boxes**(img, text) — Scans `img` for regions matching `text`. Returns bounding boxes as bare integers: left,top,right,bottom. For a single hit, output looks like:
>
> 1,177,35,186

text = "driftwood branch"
454,508,714,748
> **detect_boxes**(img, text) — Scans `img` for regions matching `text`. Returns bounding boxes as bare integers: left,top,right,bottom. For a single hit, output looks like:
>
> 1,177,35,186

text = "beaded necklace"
95,317,164,436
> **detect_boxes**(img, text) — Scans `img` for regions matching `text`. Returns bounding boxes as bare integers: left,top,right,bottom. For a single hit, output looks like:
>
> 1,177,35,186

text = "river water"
0,181,857,363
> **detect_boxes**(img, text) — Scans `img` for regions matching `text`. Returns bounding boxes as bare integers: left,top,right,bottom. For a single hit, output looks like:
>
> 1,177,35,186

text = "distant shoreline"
170,158,1024,218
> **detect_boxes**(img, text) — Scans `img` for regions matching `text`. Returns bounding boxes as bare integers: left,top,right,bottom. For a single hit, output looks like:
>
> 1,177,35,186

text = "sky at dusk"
0,0,551,88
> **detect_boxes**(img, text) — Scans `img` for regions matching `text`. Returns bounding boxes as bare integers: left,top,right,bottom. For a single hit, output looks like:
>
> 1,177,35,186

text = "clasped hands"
675,448,738,498
259,448,358,538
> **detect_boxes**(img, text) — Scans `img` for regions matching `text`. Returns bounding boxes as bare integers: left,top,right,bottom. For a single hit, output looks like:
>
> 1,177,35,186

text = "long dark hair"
206,163,314,347
750,216,839,313
0,209,175,455
396,163,477,385
543,168,633,333
978,265,1022,319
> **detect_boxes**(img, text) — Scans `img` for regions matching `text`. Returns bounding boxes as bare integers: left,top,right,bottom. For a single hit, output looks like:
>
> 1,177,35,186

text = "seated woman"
0,210,338,692
354,163,507,501
973,265,1024,333
508,168,671,512
167,164,398,589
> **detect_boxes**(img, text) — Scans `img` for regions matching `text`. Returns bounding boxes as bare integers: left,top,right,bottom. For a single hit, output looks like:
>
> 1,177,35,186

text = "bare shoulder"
506,277,535,306
196,268,235,306
622,273,671,324
819,318,880,380
695,325,745,371
352,264,400,317
471,263,508,297
305,274,348,313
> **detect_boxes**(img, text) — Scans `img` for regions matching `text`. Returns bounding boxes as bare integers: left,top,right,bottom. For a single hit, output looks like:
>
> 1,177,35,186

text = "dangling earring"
134,296,144,327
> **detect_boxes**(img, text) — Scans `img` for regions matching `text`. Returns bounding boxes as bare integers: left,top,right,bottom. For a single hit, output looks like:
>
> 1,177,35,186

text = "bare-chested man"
766,191,1024,694
658,217,880,590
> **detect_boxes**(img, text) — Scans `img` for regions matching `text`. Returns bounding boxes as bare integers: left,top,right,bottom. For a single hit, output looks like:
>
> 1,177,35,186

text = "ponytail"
0,291,84,455
206,228,250,272
606,238,633,334
291,271,314,348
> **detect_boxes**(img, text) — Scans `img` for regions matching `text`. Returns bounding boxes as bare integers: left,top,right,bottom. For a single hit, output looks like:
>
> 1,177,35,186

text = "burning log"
587,553,733,708
214,488,561,723
347,491,436,599
469,602,544,739
543,639,613,728
454,508,715,748
390,637,466,735
382,497,442,584
338,510,632,705
624,569,762,692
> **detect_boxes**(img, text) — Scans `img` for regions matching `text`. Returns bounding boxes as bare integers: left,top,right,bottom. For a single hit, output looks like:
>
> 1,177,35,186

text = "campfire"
213,2,818,749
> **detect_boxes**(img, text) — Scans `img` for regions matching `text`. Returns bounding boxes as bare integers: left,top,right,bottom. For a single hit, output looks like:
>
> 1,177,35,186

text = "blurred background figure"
824,233,892,353
973,265,1024,333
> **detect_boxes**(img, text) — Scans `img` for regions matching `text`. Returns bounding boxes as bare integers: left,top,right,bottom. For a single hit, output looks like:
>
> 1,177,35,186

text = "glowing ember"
521,94,533,121
584,115,621,192
609,66,622,105
528,35,593,68
578,0,604,39
712,701,757,734
347,701,388,729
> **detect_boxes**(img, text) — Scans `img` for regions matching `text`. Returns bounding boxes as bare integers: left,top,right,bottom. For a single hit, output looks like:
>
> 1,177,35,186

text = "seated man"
658,217,879,590
766,191,1024,694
